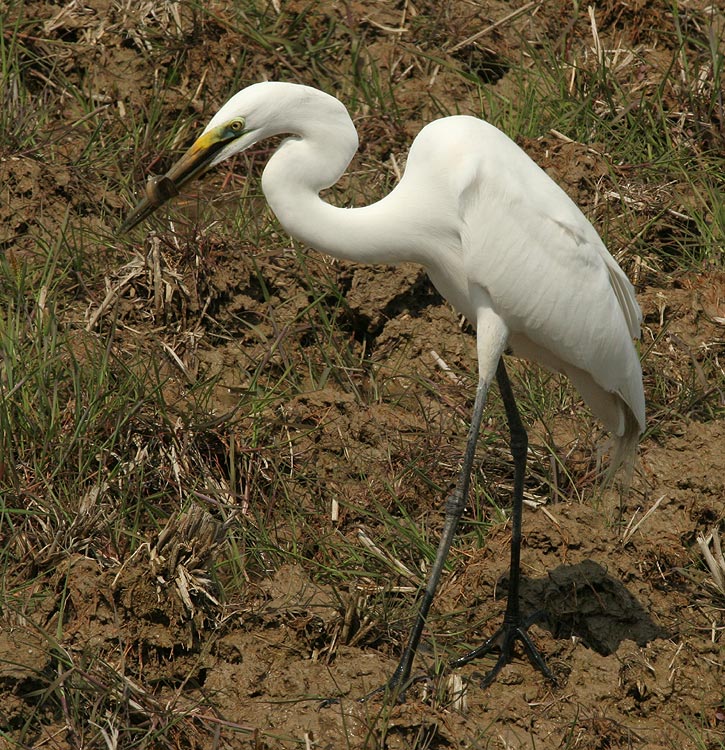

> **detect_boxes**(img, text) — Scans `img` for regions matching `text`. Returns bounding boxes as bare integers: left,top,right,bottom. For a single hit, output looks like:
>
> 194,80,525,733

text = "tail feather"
603,403,641,490
562,360,643,489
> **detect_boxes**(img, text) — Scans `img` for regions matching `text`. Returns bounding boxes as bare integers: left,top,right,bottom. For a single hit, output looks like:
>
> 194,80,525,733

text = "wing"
450,118,645,437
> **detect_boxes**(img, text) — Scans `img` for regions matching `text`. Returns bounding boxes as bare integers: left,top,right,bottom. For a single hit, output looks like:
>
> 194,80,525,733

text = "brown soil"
1,1,723,748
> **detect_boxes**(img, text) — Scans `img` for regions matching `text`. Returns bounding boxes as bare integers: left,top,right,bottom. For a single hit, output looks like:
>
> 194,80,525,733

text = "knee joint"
445,486,467,518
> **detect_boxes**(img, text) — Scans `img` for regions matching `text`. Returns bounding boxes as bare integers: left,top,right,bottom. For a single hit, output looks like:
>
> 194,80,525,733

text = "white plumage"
122,81,645,695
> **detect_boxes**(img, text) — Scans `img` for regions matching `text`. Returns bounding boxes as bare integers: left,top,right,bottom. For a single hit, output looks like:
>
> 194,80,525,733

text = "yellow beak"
119,129,230,234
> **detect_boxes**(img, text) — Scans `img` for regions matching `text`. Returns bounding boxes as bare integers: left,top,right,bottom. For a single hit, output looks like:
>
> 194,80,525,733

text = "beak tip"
119,175,180,236
118,206,146,235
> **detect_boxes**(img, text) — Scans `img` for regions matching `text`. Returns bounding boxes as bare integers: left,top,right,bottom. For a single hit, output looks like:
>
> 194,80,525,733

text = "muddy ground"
1,1,723,748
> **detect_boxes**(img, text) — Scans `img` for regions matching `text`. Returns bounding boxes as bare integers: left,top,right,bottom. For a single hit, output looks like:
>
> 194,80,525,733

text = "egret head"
119,102,259,233
119,82,354,234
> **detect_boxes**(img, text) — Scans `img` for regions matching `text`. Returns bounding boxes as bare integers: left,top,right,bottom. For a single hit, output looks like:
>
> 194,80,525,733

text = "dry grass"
0,0,723,748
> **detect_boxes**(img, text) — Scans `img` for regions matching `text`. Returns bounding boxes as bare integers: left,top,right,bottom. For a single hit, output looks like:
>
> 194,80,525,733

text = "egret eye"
228,118,245,134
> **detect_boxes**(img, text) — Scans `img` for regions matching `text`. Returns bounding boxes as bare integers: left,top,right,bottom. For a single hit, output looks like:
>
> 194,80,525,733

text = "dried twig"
449,1,541,53
430,349,464,386
357,528,419,584
697,527,725,598
622,495,665,544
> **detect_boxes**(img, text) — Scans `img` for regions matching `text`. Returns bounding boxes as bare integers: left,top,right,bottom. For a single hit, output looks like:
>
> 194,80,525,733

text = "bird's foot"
448,613,556,688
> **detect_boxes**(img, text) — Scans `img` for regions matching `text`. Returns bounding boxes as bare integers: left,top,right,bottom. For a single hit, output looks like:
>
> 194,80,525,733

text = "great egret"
121,82,645,696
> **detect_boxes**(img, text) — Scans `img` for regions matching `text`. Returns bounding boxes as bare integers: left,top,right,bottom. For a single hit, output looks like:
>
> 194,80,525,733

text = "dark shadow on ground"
514,559,666,656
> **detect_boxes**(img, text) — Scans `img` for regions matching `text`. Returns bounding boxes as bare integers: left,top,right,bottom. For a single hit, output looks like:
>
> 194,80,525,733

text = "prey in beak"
119,118,248,234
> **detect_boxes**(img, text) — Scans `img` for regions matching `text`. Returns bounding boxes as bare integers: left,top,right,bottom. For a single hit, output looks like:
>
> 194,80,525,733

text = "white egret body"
122,82,645,695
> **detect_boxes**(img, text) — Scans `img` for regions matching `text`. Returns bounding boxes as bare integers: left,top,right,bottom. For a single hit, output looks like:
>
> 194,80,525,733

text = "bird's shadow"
511,559,666,656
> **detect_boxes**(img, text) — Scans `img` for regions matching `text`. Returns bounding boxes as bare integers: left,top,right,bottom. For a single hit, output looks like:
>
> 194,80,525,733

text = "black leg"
448,358,556,687
321,357,554,709
380,369,493,699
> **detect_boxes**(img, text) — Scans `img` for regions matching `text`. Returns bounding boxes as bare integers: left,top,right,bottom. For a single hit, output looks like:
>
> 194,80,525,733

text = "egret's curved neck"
261,119,418,265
